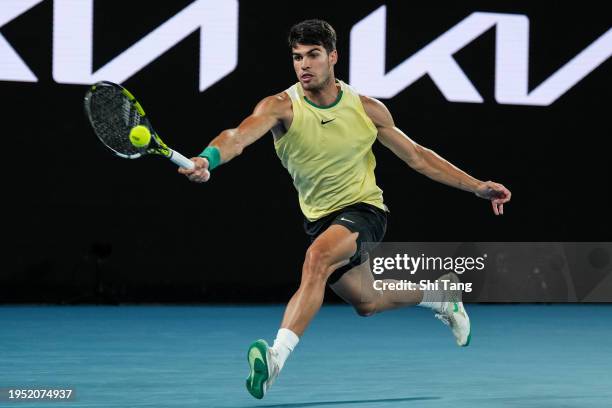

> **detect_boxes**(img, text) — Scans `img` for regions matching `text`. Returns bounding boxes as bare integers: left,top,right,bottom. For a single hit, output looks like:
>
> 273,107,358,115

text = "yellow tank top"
274,80,386,221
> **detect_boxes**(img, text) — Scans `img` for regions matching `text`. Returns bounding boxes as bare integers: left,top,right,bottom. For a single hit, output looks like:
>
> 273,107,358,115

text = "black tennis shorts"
303,202,388,285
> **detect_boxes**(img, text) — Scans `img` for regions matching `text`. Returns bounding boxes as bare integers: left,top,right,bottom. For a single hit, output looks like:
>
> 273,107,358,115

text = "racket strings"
88,85,145,157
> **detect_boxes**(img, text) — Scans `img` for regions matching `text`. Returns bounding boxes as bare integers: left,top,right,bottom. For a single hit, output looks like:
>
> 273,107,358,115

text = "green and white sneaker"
246,339,280,399
434,272,472,347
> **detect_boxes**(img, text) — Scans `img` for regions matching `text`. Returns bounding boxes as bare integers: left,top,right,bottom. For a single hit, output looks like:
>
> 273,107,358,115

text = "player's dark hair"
288,19,337,53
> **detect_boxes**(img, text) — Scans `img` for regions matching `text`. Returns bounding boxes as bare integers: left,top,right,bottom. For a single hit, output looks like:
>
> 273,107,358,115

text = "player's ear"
329,49,338,66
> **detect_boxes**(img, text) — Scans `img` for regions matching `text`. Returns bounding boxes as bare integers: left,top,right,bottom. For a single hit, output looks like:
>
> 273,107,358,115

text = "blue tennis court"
1,304,611,407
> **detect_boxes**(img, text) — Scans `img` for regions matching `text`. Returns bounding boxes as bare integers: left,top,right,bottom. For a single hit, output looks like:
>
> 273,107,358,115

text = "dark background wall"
2,1,610,302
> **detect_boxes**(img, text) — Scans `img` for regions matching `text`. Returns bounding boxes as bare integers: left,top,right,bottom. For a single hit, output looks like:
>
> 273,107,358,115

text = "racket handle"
169,149,195,169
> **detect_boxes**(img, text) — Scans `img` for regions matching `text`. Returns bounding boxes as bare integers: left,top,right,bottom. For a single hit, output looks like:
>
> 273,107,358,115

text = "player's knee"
354,302,377,317
305,245,332,271
302,246,332,283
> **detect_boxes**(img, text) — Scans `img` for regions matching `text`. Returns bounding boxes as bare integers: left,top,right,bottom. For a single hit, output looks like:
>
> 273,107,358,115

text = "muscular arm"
361,95,511,214
362,95,481,192
179,93,292,182
209,94,290,163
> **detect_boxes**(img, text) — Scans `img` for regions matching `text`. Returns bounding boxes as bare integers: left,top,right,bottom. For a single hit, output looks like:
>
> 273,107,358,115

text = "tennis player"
179,19,511,399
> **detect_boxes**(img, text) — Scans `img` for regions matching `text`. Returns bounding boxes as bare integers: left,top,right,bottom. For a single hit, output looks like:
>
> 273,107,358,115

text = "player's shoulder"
255,92,293,117
359,94,385,110
264,91,291,103
358,94,393,126
339,80,383,109
260,92,292,109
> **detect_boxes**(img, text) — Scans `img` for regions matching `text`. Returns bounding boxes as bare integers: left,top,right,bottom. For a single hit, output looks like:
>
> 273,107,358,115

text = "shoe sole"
456,302,471,347
246,339,269,399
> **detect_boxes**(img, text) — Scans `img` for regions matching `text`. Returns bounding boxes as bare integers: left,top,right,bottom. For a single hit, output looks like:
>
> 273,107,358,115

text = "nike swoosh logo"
321,118,336,125
339,217,355,223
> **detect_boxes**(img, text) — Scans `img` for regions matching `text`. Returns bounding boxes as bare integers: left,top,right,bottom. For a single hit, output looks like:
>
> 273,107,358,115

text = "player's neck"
303,77,340,107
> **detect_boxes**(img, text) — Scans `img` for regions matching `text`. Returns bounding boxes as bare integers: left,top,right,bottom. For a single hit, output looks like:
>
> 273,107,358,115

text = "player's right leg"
246,224,359,399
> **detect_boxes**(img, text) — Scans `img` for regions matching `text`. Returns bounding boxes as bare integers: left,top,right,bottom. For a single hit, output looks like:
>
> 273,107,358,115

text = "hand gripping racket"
84,81,195,169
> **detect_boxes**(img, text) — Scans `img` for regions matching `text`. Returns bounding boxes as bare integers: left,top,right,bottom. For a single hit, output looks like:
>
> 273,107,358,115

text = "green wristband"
198,146,221,171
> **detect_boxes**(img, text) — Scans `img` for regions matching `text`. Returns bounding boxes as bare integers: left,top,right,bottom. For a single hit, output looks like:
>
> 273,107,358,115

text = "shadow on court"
255,396,440,407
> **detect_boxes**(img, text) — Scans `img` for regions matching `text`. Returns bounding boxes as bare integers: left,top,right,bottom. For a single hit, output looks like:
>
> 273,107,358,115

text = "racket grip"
169,149,195,169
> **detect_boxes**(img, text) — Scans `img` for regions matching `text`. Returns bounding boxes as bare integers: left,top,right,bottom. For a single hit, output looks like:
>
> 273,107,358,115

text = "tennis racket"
84,81,194,169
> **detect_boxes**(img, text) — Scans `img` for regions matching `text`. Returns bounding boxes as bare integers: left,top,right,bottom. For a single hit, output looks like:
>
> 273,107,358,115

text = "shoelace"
433,301,452,326
434,313,451,326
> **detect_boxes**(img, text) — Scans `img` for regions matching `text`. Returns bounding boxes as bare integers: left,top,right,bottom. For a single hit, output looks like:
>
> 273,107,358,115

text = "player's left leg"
328,258,421,316
329,261,471,347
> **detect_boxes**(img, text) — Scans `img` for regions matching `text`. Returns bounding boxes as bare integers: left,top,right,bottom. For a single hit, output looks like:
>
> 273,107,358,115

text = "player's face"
292,44,337,91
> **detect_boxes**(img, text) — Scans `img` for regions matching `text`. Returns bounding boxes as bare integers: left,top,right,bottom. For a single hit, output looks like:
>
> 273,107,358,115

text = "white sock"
418,289,444,312
271,328,299,371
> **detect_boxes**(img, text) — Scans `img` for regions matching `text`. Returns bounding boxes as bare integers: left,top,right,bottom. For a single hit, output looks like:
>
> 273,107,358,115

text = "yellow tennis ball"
129,125,151,148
